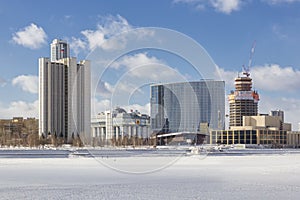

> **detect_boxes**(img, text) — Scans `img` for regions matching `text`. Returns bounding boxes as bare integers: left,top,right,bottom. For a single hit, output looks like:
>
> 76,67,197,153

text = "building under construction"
228,41,260,128
209,43,300,148
228,75,259,128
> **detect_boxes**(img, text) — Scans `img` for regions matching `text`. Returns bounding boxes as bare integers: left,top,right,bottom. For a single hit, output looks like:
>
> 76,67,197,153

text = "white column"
120,126,124,139
97,127,100,137
128,126,132,138
137,126,141,138
106,111,113,140
101,127,104,140
93,127,97,137
133,126,137,137
116,126,119,140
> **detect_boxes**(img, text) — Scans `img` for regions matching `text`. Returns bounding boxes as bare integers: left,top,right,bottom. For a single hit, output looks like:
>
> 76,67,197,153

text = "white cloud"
80,15,132,51
97,81,114,98
81,29,105,51
252,64,300,92
12,23,47,49
69,37,87,56
96,79,145,100
122,103,150,115
173,0,242,14
217,64,300,92
216,67,238,89
12,75,38,94
91,98,111,116
95,53,189,109
71,15,153,53
94,52,192,106
111,52,183,82
0,100,38,118
95,79,144,99
210,0,241,14
94,53,185,114
259,96,300,131
111,53,165,70
91,98,150,117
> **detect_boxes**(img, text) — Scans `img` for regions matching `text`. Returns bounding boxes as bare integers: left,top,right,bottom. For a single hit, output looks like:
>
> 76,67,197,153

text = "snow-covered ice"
0,151,300,199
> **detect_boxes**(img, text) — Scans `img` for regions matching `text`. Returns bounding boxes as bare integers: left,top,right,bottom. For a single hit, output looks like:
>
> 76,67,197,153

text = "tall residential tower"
39,39,91,143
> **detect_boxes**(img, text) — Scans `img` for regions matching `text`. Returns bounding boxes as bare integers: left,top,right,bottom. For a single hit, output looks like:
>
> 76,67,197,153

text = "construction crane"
243,41,256,77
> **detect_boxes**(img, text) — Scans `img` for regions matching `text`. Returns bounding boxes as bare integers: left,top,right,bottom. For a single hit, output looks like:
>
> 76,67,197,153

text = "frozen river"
0,149,300,199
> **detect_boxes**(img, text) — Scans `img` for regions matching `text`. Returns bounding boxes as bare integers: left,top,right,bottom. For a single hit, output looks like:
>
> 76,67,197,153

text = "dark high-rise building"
150,80,225,134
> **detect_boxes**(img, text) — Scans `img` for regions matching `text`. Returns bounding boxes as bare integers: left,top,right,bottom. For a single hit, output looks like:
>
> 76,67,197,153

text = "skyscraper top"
228,74,259,128
50,39,70,62
234,76,252,91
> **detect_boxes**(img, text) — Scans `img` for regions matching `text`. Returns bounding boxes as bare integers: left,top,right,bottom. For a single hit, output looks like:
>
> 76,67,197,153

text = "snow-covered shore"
0,151,300,199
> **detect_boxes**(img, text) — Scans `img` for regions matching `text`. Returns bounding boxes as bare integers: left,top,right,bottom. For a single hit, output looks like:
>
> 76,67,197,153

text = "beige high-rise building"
39,39,90,144
228,75,259,128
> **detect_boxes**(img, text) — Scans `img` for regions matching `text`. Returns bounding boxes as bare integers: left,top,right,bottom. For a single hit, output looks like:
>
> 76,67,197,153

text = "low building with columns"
91,107,151,146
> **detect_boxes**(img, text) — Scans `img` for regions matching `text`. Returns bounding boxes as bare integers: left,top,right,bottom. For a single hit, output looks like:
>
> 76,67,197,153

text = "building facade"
288,131,300,148
50,39,70,62
210,129,288,146
270,110,284,122
228,76,259,127
39,39,91,144
91,108,150,146
209,112,300,147
0,117,38,146
150,81,225,134
209,69,300,147
242,114,291,131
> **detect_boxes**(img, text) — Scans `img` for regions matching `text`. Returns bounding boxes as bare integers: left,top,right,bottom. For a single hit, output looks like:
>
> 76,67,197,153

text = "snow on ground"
0,152,300,199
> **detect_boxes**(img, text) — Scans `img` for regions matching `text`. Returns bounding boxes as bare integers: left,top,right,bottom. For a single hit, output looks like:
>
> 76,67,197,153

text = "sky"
0,0,300,130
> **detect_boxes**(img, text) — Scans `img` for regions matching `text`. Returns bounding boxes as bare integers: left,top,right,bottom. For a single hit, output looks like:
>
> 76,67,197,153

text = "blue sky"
0,0,300,130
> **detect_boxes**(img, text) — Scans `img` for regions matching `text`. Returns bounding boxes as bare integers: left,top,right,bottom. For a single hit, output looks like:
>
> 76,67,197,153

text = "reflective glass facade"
150,81,225,133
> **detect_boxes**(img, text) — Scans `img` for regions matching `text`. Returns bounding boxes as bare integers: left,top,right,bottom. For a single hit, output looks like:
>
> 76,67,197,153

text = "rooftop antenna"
243,40,256,77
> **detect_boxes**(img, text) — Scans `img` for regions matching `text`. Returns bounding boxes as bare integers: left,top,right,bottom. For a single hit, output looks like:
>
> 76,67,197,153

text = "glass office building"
150,80,225,134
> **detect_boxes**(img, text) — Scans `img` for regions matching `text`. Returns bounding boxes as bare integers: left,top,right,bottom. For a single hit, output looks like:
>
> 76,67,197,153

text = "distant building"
242,114,291,131
0,117,38,146
210,113,293,147
270,110,284,122
39,39,91,144
287,131,300,148
91,108,150,146
228,75,259,128
154,122,209,146
0,117,38,134
150,80,225,135
156,131,206,146
210,129,287,147
209,69,300,148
